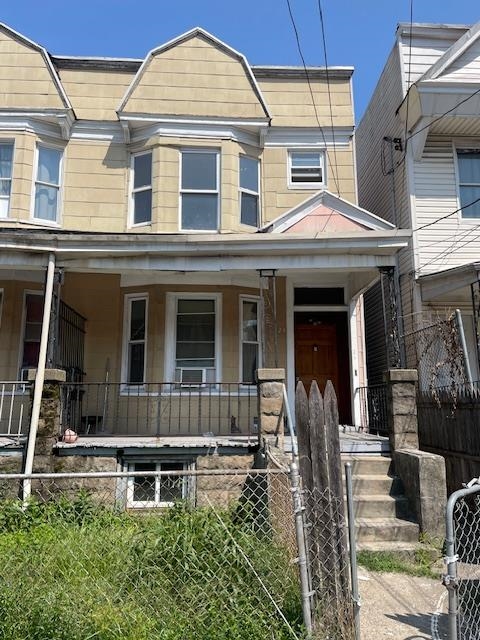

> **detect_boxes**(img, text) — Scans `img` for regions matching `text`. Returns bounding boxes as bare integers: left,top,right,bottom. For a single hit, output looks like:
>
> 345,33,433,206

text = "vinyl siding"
438,37,480,80
0,28,64,110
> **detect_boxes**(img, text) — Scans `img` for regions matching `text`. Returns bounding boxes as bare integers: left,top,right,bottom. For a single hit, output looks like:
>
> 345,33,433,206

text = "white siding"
414,138,480,275
399,38,452,86
439,37,480,80
356,45,406,226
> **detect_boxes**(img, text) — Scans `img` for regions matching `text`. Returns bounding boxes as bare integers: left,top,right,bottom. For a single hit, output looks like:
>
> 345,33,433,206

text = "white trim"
121,293,148,386
264,127,353,147
239,295,261,384
129,150,153,228
348,298,361,426
164,292,222,384
179,148,220,232
0,139,14,219
453,141,480,222
126,459,193,508
128,120,261,147
31,143,64,225
287,149,325,190
421,22,480,82
239,155,260,227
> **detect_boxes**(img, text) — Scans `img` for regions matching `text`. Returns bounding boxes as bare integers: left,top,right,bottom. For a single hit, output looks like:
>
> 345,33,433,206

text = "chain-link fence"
0,466,358,640
445,479,480,640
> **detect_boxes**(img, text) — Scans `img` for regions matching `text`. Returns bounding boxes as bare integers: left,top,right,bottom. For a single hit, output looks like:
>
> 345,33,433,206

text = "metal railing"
357,383,388,435
0,381,32,439
60,382,258,438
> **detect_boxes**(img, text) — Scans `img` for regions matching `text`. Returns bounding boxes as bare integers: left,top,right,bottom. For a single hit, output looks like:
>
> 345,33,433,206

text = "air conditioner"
179,368,206,387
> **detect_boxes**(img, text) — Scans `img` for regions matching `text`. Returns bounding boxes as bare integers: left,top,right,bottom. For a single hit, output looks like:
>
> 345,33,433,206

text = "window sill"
30,218,61,228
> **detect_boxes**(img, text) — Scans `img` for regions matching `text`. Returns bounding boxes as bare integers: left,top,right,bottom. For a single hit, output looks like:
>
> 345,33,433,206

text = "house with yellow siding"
0,22,409,494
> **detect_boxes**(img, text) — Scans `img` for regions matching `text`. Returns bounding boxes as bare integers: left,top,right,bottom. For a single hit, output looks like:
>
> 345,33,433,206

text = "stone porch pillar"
257,368,285,450
385,368,419,451
27,368,66,473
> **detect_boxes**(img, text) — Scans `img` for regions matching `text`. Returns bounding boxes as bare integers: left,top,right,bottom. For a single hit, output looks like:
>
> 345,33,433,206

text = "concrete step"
355,517,420,543
342,455,393,476
351,474,403,495
349,494,411,519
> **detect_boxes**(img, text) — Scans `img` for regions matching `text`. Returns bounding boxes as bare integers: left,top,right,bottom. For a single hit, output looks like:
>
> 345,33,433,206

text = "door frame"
286,279,360,426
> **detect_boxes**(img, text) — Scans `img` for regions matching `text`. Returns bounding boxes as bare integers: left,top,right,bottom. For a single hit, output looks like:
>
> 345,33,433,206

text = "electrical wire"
285,0,341,195
316,0,340,195
412,195,480,232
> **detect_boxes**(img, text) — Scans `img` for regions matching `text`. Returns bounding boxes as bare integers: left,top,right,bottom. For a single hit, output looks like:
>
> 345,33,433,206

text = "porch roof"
418,261,480,301
0,228,411,273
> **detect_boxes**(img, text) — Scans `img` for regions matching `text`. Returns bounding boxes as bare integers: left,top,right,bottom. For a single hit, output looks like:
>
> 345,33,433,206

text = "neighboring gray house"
356,20,480,385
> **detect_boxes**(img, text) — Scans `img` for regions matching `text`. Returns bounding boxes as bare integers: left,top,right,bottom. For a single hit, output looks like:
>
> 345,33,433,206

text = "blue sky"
1,1,479,120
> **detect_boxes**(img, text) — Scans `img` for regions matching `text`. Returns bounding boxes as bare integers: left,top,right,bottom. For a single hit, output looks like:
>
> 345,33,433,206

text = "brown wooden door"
295,315,351,424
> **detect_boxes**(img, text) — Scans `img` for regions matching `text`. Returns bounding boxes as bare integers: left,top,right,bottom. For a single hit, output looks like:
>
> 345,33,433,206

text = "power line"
412,195,480,232
285,0,341,195
316,0,340,195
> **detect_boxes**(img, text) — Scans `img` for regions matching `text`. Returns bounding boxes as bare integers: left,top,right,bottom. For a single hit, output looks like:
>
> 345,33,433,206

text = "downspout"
23,252,56,501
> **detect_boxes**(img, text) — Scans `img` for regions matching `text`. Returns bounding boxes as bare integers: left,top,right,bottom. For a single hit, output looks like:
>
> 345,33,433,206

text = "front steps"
342,454,420,550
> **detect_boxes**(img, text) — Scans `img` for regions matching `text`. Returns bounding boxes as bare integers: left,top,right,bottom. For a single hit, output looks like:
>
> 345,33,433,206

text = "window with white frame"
123,295,147,385
34,145,62,222
181,150,219,230
20,292,43,378
0,142,13,218
127,460,192,508
457,149,480,219
239,156,260,227
240,298,260,384
170,296,219,384
288,150,324,188
131,151,152,225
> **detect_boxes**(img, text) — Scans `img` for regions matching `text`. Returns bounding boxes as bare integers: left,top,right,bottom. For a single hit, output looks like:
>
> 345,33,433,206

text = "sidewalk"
358,567,448,639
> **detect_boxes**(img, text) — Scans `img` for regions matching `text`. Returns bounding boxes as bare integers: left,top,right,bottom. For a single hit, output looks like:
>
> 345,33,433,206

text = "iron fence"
0,465,358,640
356,383,388,435
445,479,480,640
60,382,258,438
0,381,32,439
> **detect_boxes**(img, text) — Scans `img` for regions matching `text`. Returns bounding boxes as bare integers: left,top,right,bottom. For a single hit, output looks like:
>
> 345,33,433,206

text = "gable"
264,190,394,234
0,25,67,110
120,31,269,120
281,203,369,233
437,36,480,81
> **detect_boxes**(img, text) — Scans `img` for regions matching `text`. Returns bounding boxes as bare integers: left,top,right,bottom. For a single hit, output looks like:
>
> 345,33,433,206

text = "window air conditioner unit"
179,368,206,387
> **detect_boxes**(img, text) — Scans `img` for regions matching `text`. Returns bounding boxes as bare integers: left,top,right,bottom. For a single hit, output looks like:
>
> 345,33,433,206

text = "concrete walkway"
358,567,448,639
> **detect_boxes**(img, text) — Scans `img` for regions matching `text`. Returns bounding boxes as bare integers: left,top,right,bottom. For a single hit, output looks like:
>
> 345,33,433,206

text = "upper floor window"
288,150,324,188
181,150,219,231
239,156,260,227
457,149,480,219
122,295,147,385
0,142,13,218
34,145,62,222
131,151,152,225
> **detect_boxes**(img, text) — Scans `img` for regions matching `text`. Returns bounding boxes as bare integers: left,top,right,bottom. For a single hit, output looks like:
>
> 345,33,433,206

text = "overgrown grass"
357,547,442,579
0,493,303,640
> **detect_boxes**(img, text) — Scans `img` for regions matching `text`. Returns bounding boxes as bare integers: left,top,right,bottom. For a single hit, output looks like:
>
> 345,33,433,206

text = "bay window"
181,150,219,230
34,145,62,222
0,142,13,218
131,151,152,225
239,156,259,227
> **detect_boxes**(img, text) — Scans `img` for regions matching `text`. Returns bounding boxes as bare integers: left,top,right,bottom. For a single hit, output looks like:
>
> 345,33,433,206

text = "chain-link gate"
445,479,480,640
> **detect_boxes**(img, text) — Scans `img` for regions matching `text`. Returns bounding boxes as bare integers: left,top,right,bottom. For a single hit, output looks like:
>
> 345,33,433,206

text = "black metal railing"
357,383,388,435
60,382,258,438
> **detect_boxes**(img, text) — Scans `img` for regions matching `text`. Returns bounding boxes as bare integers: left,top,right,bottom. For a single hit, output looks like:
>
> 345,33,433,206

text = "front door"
294,312,351,424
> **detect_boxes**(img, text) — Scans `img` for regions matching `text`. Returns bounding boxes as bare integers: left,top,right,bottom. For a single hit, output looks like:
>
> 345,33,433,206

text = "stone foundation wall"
196,453,255,507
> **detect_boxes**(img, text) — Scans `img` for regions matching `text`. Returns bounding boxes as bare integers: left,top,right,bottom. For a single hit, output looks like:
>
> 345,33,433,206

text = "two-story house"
357,21,480,387
0,23,408,488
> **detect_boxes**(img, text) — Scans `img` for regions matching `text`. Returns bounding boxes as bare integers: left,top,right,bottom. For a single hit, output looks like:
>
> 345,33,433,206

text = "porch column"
258,270,278,369
380,266,402,369
257,368,285,450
